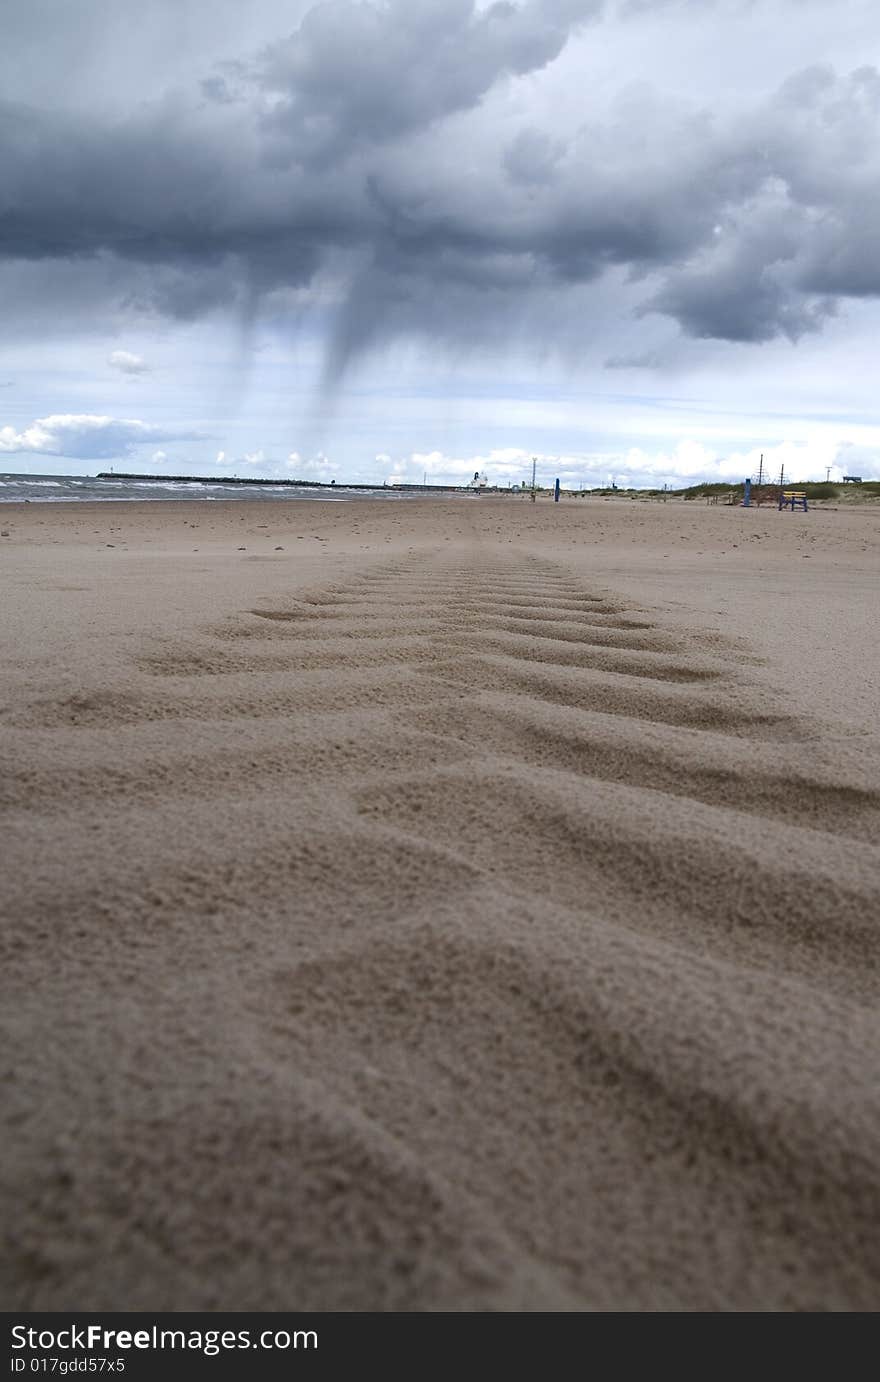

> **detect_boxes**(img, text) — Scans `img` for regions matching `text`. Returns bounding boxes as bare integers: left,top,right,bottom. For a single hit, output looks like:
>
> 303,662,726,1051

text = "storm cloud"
2,0,879,381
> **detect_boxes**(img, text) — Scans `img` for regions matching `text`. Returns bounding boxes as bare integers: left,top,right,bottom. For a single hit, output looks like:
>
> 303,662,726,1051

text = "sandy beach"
2,493,879,1311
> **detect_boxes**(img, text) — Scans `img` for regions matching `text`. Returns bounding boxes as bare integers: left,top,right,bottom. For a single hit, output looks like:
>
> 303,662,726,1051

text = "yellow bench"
779,490,808,512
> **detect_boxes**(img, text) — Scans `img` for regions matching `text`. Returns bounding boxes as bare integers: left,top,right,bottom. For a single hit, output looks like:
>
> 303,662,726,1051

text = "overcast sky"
2,0,879,488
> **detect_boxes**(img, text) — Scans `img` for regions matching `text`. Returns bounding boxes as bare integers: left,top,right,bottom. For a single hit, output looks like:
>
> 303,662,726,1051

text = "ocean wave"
0,472,427,503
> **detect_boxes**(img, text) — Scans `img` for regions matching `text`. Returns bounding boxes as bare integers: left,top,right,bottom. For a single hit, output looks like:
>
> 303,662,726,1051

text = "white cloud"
0,413,201,460
288,451,340,480
151,449,168,464
389,448,543,487
108,349,149,374
242,449,266,466
382,437,877,490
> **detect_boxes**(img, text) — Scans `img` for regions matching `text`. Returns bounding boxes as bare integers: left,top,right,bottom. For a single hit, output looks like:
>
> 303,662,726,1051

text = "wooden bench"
779,490,808,512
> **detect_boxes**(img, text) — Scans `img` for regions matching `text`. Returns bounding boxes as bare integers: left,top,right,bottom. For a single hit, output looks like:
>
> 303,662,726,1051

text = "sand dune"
1,496,879,1310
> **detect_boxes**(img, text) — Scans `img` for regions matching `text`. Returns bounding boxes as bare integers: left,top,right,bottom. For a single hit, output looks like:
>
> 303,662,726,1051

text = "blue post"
554,477,560,502
742,477,751,507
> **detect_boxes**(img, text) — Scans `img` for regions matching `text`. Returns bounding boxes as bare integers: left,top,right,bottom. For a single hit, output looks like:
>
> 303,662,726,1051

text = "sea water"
0,474,422,504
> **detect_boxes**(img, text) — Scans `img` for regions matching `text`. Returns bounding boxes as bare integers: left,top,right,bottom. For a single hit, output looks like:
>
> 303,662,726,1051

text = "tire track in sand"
236,549,880,1307
5,544,879,1312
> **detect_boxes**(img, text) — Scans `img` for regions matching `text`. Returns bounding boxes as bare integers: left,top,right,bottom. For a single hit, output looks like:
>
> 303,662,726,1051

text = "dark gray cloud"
642,188,839,343
254,0,601,160
1,0,879,373
503,127,567,185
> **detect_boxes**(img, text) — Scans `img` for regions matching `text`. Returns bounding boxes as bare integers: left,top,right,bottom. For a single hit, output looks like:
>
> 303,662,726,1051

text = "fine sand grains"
1,497,879,1310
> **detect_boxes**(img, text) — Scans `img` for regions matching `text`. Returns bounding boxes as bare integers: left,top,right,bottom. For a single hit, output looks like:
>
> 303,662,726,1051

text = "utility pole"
530,456,537,503
756,453,764,487
825,465,831,483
